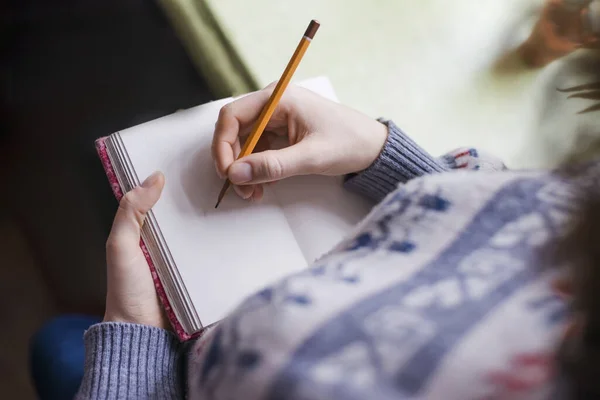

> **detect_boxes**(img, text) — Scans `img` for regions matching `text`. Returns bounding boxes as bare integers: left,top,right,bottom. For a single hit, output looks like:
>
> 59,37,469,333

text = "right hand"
211,83,388,200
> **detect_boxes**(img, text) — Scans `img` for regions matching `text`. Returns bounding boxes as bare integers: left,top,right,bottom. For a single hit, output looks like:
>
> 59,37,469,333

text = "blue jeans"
29,315,101,400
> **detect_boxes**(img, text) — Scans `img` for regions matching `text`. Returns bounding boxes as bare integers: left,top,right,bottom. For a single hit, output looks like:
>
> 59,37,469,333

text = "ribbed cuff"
76,322,184,399
345,120,450,202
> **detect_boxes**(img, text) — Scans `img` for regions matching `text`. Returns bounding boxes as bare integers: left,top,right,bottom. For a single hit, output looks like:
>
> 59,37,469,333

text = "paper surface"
273,175,372,264
120,100,305,326
118,77,370,326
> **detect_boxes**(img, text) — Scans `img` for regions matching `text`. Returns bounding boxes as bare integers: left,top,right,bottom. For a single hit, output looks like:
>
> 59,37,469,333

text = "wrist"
103,307,170,330
344,119,449,202
350,118,388,173
368,120,389,166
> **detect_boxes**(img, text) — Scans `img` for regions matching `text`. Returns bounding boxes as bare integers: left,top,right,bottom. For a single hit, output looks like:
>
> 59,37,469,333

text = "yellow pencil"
215,19,320,208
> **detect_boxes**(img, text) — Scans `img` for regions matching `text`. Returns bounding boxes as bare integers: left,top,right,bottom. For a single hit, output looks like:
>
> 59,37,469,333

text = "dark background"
1,0,213,396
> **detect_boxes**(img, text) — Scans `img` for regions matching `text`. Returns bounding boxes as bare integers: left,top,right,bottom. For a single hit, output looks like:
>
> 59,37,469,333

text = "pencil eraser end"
304,20,320,39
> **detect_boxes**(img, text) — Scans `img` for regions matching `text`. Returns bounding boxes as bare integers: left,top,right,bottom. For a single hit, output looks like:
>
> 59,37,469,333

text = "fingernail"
252,189,263,202
234,185,253,199
229,162,252,184
142,171,161,188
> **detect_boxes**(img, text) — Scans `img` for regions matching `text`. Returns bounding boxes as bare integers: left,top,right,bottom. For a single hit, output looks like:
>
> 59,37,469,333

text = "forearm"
345,120,506,202
75,322,185,399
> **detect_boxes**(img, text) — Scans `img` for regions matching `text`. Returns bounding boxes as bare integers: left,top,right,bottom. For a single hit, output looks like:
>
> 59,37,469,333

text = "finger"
220,132,272,198
234,184,254,200
109,171,165,244
251,184,264,201
228,139,319,185
212,90,272,178
212,83,292,178
231,134,272,191
227,135,268,200
233,138,242,158
215,138,242,179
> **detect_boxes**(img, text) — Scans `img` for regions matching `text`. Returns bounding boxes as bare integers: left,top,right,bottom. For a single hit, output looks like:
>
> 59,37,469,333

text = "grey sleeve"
344,120,452,202
75,322,185,399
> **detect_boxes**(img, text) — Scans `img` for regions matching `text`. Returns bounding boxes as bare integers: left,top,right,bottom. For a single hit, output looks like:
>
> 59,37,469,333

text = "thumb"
228,140,318,185
110,171,165,241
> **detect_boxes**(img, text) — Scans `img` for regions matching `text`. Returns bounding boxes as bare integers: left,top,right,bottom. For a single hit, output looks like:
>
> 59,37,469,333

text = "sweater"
76,121,571,399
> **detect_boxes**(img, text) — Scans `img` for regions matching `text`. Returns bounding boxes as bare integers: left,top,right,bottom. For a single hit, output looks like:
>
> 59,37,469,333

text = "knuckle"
120,190,138,209
218,103,234,120
282,84,298,100
105,236,119,252
286,83,300,93
262,152,285,180
105,234,126,256
281,85,303,112
263,81,284,98
120,188,145,224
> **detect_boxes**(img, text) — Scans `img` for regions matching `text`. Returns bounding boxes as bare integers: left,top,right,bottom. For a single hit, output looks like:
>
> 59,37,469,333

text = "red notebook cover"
96,137,197,341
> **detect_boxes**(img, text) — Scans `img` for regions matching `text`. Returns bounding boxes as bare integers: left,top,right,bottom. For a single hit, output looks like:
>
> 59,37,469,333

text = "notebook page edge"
118,134,202,330
116,132,202,332
109,132,200,334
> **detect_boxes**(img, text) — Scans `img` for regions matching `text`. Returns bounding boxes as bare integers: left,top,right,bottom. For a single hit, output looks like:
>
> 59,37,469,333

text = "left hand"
103,171,170,330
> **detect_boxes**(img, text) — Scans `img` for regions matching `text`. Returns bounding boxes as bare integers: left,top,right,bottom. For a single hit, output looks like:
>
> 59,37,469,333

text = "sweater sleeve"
75,322,185,399
344,120,506,202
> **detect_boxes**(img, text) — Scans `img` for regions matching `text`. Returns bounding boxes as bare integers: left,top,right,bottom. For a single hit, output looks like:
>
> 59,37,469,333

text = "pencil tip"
215,180,231,209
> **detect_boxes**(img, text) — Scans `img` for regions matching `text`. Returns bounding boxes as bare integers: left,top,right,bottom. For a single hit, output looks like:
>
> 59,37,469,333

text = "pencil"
215,19,320,208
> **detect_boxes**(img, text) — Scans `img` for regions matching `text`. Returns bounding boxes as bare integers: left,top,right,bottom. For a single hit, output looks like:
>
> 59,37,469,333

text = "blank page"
273,176,372,263
119,99,306,326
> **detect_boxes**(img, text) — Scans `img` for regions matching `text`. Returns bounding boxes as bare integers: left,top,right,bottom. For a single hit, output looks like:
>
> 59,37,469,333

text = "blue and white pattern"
440,148,507,171
187,168,577,400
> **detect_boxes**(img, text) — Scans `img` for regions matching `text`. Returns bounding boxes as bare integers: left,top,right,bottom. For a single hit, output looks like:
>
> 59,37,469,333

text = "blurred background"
1,1,213,397
3,0,600,398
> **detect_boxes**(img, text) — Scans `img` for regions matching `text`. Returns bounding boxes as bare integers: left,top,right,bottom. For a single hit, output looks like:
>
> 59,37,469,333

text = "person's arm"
344,120,507,202
211,83,505,204
76,323,185,399
77,172,186,399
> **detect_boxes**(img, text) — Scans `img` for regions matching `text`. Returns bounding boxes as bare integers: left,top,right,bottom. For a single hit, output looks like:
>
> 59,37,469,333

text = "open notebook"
96,77,372,340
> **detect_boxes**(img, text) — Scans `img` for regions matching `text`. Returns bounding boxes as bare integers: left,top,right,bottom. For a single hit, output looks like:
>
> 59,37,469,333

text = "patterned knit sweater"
77,121,572,400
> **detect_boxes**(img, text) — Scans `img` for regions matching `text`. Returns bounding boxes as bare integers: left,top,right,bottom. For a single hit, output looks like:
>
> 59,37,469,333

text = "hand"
103,171,170,330
212,83,388,200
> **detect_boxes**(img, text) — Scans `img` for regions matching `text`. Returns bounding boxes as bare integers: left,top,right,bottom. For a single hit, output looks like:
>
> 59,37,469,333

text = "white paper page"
273,176,372,264
119,99,307,326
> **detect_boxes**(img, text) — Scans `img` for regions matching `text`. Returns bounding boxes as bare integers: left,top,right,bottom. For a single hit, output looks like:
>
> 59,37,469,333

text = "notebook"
96,77,372,340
